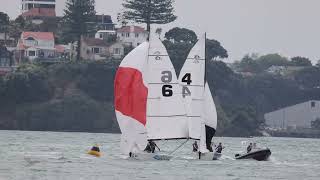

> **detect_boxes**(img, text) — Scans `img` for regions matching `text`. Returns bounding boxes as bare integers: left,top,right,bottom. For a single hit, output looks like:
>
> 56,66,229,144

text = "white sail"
199,82,218,153
178,34,218,154
178,34,206,140
146,36,189,140
114,42,149,155
203,82,218,130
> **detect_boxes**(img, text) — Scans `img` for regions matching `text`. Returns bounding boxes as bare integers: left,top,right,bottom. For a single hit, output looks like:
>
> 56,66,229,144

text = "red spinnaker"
114,67,148,126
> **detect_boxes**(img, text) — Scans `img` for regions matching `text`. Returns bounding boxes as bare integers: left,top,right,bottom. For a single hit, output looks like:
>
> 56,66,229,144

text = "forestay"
146,36,189,140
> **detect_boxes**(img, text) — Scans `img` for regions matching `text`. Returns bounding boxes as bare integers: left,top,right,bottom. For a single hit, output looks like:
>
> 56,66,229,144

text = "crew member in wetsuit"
192,141,198,152
91,145,100,152
144,140,160,153
215,142,224,153
247,143,253,153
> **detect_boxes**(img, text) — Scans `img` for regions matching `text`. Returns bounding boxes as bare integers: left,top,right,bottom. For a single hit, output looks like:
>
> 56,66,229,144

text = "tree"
164,27,197,44
291,56,312,66
155,27,162,38
62,0,96,61
120,0,177,33
206,39,228,61
163,28,197,73
0,12,10,45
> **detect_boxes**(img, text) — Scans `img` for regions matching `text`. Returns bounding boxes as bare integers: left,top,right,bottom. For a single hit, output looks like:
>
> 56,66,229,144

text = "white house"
95,30,116,40
80,37,124,60
17,32,56,61
117,26,148,47
264,100,320,129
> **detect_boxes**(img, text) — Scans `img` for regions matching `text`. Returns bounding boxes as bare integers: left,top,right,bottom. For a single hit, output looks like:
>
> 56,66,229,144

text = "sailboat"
114,36,189,160
178,34,219,160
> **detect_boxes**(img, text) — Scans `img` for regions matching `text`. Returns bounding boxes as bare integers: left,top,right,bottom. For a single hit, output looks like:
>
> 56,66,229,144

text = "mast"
204,33,207,87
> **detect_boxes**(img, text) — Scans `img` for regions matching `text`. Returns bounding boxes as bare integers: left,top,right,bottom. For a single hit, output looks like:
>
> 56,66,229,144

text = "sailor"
247,143,253,153
150,140,160,153
215,142,224,153
192,141,198,152
91,144,100,152
145,140,160,153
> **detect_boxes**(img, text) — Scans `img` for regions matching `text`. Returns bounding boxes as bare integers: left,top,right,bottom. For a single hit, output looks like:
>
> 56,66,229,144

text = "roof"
55,45,65,53
22,32,54,41
117,26,147,33
83,38,111,47
21,8,56,17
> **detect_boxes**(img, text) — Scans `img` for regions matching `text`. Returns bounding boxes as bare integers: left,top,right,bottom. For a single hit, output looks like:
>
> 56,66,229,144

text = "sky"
1,0,320,62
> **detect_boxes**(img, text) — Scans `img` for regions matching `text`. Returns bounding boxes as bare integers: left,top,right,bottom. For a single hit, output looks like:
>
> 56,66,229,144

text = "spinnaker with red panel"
114,42,149,156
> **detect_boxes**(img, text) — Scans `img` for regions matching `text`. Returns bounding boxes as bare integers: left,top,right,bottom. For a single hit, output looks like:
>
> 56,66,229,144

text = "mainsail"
114,42,149,155
146,36,189,140
178,34,218,152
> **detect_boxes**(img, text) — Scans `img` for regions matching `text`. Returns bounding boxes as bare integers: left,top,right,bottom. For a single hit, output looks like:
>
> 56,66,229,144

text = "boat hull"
88,150,101,157
194,152,222,160
235,148,271,161
129,152,173,161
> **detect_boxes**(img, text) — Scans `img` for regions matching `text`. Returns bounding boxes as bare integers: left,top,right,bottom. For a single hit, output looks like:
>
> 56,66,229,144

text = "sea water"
0,130,319,180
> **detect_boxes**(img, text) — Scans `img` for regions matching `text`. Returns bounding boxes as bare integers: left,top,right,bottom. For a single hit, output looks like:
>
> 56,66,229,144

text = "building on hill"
95,15,115,31
21,0,56,13
117,26,148,47
264,100,320,130
80,37,124,60
95,30,116,41
21,7,56,24
16,31,69,63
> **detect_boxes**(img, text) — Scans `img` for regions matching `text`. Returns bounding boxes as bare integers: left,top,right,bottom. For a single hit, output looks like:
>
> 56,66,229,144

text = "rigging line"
168,139,190,156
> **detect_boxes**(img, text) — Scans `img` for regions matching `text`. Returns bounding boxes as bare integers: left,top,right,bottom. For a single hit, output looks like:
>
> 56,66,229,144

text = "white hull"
129,152,173,161
193,152,222,161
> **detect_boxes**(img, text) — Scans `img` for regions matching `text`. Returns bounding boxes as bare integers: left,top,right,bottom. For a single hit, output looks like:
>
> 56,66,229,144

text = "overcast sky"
1,0,320,62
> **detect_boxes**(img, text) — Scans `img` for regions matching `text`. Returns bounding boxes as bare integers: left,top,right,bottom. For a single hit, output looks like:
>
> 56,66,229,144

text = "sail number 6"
161,71,173,97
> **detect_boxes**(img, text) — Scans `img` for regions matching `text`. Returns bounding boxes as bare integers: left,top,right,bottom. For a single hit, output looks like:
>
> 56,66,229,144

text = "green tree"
206,39,228,61
120,0,177,33
62,0,96,61
0,12,10,45
164,27,197,44
291,56,312,66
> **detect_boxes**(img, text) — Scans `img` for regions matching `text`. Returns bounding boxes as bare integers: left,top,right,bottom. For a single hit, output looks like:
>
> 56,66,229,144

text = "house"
21,0,56,13
264,100,320,130
95,30,116,41
117,26,148,47
81,38,124,60
17,32,56,62
95,15,115,31
21,8,56,24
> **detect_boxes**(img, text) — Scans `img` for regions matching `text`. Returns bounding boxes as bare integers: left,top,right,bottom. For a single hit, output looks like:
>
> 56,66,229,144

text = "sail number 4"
161,71,192,98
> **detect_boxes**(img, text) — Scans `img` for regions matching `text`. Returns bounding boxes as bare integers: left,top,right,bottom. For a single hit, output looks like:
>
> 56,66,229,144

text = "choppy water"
0,131,319,180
